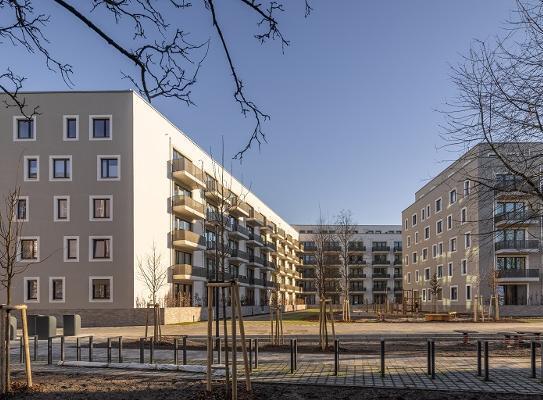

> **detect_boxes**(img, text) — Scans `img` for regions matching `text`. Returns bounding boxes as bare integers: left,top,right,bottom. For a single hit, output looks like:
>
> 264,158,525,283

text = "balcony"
171,263,192,279
205,180,230,203
303,243,317,252
228,224,250,240
372,286,390,293
349,242,366,252
171,195,205,220
349,258,367,265
494,179,532,195
169,158,205,189
494,211,540,226
247,210,265,227
349,285,366,292
230,198,251,218
171,229,206,251
372,273,390,279
349,273,367,279
263,240,277,252
206,241,230,255
248,254,265,267
246,233,264,247
229,249,249,263
495,240,540,253
372,259,391,266
497,268,540,280
394,245,403,252
393,258,402,266
205,210,223,227
323,243,341,252
372,245,391,252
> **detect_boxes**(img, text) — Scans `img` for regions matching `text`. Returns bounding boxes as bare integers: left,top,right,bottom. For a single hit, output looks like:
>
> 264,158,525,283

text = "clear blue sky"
5,1,514,225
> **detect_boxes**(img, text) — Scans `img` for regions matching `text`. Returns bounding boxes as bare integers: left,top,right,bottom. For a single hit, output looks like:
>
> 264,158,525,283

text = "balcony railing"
372,259,391,265
495,240,540,251
249,254,265,265
171,229,206,248
495,211,540,224
372,273,390,278
247,210,265,226
323,243,341,251
303,243,317,251
229,249,248,261
230,223,250,237
349,242,366,251
393,245,403,252
497,269,540,279
349,273,367,279
372,286,390,291
372,245,391,252
349,285,366,291
247,233,264,245
169,158,205,188
170,195,205,216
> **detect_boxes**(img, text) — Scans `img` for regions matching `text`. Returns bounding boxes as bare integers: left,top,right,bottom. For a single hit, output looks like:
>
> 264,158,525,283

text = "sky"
3,1,516,225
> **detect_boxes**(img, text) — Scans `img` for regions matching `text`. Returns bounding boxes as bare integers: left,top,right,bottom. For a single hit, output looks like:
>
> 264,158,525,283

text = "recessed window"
435,198,442,213
406,236,411,247
407,272,411,284
19,237,39,261
466,285,472,301
424,267,430,280
464,232,471,248
437,265,443,278
24,277,39,303
16,197,28,222
438,242,443,256
90,277,112,302
461,208,467,224
63,115,79,140
90,236,112,261
449,189,457,205
448,262,453,277
412,252,417,263
464,180,471,196
426,205,431,218
415,231,419,244
432,244,437,258
50,277,65,302
424,226,430,240
415,270,420,282
412,213,417,227
98,156,120,180
436,220,443,234
64,236,79,262
90,116,112,140
49,156,72,181
447,215,453,230
54,196,70,222
24,156,39,181
461,259,468,275
449,238,457,252
422,248,428,261
90,196,112,221
14,117,35,141
450,286,458,301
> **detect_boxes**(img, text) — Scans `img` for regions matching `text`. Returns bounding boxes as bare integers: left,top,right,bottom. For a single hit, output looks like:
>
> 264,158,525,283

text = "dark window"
92,279,111,300
26,280,38,300
100,158,118,178
20,239,37,260
17,119,33,139
66,118,77,139
56,198,69,220
16,199,27,220
175,251,192,265
52,279,64,300
53,158,71,179
93,198,111,219
27,158,38,179
67,239,78,260
92,118,110,138
92,238,111,259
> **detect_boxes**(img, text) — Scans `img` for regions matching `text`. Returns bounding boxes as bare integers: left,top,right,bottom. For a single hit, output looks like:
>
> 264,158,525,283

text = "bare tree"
137,243,168,305
334,209,355,322
428,273,440,314
1,0,312,158
312,213,333,303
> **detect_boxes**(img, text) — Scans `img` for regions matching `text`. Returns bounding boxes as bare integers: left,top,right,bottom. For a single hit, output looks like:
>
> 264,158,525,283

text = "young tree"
137,243,168,305
428,273,440,314
334,209,355,322
1,0,312,158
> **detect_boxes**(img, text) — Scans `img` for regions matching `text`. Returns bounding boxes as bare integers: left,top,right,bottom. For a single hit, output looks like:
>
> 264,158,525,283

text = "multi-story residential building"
0,90,302,321
402,143,543,315
294,225,402,306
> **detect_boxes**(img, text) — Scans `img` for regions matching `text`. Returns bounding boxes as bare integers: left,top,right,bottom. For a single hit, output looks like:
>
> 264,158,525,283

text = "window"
466,285,472,301
422,289,427,302
89,237,112,261
24,156,39,181
438,242,443,256
435,198,442,213
404,255,409,266
450,286,458,301
447,215,453,230
421,208,426,221
461,208,467,224
426,205,431,219
461,259,468,275
63,236,79,262
448,262,453,277
404,219,408,230
14,116,35,140
16,197,28,221
90,116,112,139
436,220,443,234
412,213,417,227
407,272,411,284
63,115,79,140
464,180,471,196
415,231,419,244
175,251,192,265
24,277,39,303
89,277,112,302
464,232,471,248
415,270,420,282
432,244,437,258
424,267,430,281
50,277,65,302
424,226,430,240
422,248,428,261
90,196,112,221
412,252,417,263
449,238,457,252
54,196,70,221
49,156,72,181
407,236,411,247
437,265,443,278
98,156,120,180
19,237,38,261
449,189,457,205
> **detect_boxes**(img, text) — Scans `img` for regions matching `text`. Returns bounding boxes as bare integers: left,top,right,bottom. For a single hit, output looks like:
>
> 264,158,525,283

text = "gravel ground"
2,372,543,400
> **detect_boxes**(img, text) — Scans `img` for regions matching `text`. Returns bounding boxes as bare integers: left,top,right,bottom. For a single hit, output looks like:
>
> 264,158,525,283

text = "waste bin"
63,314,81,336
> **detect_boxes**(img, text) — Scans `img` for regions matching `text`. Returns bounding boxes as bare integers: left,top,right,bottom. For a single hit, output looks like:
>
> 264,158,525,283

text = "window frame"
15,196,29,222
97,155,121,181
23,155,39,182
466,284,472,301
447,214,453,231
49,155,72,182
23,277,40,303
89,236,113,262
49,276,66,303
449,188,457,205
460,207,467,224
450,285,459,302
448,262,453,277
63,115,79,141
53,195,70,222
436,219,443,234
18,236,39,262
13,116,36,141
464,231,471,249
449,237,457,252
424,226,430,240
435,197,442,213
89,115,113,141
461,259,468,276
89,276,113,303
64,236,80,262
424,267,430,281
89,195,113,221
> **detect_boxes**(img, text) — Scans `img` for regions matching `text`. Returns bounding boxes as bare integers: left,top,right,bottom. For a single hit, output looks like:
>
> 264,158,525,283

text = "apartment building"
294,225,402,306
402,143,543,315
0,90,302,319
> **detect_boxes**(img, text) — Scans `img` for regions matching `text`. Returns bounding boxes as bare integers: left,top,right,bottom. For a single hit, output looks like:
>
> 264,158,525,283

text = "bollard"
248,339,253,372
118,337,123,363
477,340,482,376
427,340,431,375
215,337,221,365
107,338,112,363
33,335,38,362
531,340,536,379
139,338,145,363
254,338,259,369
431,340,436,379
294,338,298,370
484,341,489,381
182,336,187,365
19,337,23,363
334,339,340,376
149,338,154,364
60,336,65,362
380,339,385,377
89,336,94,362
47,338,52,365
174,338,179,365
290,339,296,374
76,337,81,361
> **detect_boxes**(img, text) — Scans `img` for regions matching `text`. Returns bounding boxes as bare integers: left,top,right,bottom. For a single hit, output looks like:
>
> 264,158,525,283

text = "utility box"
63,314,81,336
36,316,57,340
27,314,42,336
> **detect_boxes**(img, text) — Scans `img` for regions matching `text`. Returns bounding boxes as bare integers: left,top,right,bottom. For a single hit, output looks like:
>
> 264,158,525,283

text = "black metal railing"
497,269,540,278
495,240,539,251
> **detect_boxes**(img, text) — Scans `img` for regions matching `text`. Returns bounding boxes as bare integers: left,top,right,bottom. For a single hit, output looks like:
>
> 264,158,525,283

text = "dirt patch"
2,372,542,400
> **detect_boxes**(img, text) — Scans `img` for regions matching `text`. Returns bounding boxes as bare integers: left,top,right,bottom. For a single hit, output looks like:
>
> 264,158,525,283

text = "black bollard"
33,336,38,362
380,339,385,377
139,338,145,363
149,338,154,364
254,338,259,369
334,339,340,376
431,340,435,380
107,338,112,363
294,339,298,370
290,339,295,373
118,337,123,363
60,336,65,362
427,340,431,376
174,338,179,365
76,337,81,361
182,336,187,365
531,340,537,379
89,336,94,362
248,339,253,372
47,338,52,365
477,340,482,376
484,341,489,381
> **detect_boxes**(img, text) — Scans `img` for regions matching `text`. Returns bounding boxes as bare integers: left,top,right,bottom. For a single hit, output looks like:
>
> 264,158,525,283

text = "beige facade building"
294,225,402,306
0,91,302,317
402,143,543,315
